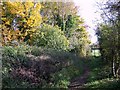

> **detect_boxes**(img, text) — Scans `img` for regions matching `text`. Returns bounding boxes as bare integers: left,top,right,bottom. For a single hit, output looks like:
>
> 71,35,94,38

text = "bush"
2,45,84,88
50,66,81,88
30,24,69,51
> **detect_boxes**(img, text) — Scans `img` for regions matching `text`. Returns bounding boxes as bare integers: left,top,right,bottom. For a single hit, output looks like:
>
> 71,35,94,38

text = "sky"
73,0,101,44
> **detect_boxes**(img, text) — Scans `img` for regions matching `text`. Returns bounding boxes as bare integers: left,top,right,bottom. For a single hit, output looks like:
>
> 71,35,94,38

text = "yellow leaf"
5,21,10,25
24,32,28,36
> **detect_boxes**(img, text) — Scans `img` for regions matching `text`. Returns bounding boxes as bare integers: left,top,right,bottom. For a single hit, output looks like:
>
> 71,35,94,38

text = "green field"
91,50,101,57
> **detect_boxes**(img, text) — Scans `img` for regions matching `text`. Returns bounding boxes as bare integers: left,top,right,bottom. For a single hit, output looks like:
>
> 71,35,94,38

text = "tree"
69,26,91,56
96,0,120,78
1,1,42,45
41,2,78,33
41,1,90,55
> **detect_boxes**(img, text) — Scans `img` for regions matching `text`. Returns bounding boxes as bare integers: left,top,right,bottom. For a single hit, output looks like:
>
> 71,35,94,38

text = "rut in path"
68,66,90,88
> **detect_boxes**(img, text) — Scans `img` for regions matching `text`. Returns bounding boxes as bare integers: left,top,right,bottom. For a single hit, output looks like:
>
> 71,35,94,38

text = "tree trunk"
63,21,65,32
112,59,116,77
116,66,120,78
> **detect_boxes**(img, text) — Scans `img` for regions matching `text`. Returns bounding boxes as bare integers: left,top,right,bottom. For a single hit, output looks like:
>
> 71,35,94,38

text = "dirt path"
68,66,90,89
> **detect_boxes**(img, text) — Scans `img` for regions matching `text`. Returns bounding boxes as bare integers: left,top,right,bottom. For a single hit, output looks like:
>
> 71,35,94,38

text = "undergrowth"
2,45,85,88
83,57,120,88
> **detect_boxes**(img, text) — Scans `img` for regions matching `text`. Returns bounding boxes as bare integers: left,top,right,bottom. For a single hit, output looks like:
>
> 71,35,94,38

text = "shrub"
50,66,80,88
30,24,69,51
2,45,84,88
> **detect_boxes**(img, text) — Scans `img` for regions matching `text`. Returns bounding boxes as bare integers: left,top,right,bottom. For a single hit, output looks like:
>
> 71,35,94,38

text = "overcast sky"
73,0,102,44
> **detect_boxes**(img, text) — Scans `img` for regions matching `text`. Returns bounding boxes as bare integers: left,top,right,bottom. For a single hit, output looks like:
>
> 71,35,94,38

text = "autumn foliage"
1,1,42,45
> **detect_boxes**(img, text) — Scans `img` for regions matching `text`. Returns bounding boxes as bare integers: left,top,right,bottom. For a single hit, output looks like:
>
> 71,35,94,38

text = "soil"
68,65,90,89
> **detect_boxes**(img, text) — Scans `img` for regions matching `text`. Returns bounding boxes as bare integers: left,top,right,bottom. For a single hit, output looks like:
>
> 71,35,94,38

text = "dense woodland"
1,0,120,88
